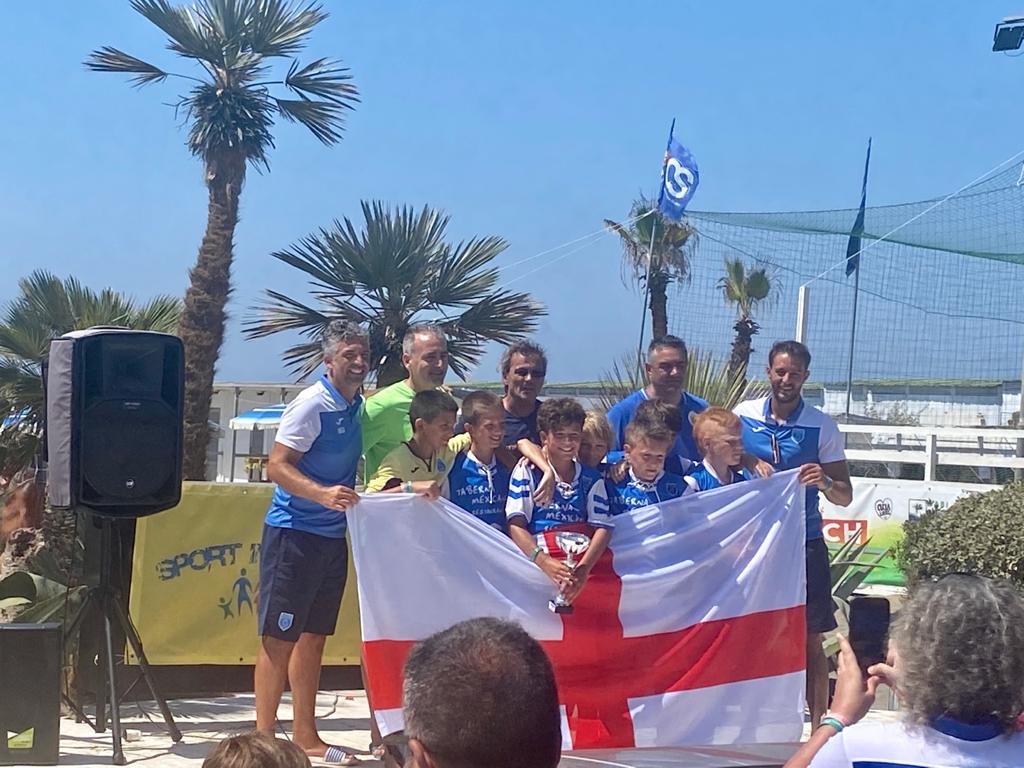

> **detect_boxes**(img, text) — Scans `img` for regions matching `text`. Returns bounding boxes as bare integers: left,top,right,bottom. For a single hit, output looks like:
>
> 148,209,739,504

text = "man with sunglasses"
606,335,708,474
497,340,548,448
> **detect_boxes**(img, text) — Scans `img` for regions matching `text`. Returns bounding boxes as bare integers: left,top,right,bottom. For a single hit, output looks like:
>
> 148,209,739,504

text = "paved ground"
57,691,376,767
53,690,902,767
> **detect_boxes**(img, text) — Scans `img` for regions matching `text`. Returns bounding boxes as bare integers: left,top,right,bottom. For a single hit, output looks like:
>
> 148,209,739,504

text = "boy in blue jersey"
603,410,687,515
445,391,511,531
506,398,614,606
733,339,853,730
684,408,755,493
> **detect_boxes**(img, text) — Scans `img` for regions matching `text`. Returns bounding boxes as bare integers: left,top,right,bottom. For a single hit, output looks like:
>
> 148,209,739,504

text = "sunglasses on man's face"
513,367,546,378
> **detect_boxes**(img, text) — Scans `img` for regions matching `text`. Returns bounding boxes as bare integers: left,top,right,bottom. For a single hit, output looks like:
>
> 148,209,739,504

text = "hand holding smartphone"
848,596,890,677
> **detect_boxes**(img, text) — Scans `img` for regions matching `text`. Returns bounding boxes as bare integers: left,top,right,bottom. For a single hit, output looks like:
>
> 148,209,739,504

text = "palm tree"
0,270,181,478
245,202,546,386
604,197,698,339
86,0,359,479
717,258,778,380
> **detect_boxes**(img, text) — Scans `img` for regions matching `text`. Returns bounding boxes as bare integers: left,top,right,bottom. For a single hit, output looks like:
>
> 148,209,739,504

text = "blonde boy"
684,407,754,493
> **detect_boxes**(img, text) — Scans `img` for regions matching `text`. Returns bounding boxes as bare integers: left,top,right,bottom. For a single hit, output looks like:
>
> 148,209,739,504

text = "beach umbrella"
229,404,287,431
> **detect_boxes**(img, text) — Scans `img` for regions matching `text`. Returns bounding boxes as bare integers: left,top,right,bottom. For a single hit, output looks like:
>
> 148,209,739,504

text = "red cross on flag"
349,470,808,749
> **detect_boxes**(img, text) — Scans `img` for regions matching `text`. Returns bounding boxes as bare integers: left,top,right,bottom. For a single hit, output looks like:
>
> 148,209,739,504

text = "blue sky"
1,2,1022,384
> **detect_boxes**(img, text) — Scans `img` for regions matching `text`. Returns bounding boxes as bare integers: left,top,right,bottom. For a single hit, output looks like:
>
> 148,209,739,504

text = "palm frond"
243,0,327,58
129,0,221,62
275,97,347,144
425,236,506,307
285,58,359,105
129,295,182,333
84,47,169,86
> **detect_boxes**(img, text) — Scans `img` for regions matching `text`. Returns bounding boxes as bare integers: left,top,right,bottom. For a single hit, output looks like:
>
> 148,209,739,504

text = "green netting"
665,163,1024,426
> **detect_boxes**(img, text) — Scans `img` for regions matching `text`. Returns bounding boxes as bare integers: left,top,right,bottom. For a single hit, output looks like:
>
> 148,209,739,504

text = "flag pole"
844,138,872,423
636,120,676,373
843,263,861,421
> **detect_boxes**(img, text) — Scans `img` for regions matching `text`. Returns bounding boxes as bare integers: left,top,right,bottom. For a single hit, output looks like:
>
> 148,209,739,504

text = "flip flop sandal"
315,746,361,765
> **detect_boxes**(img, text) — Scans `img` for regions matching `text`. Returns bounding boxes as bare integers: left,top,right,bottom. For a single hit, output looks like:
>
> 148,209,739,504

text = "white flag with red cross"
348,470,807,749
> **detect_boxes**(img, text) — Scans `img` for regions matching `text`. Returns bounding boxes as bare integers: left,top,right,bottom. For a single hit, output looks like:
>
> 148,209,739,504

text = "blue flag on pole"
845,138,872,277
658,121,699,221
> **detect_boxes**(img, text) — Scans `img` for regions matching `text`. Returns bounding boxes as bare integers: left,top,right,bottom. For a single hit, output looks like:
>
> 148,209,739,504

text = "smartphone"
848,596,890,675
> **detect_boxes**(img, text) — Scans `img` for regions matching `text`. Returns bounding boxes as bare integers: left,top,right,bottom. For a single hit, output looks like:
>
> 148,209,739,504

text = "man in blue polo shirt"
733,339,853,732
606,335,708,474
255,320,368,766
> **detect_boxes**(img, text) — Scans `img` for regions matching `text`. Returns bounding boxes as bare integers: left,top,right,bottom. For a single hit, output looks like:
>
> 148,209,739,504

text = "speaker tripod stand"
64,516,182,765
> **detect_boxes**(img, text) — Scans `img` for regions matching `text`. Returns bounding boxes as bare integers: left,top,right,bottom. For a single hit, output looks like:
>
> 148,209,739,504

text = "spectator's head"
403,324,449,391
766,340,811,405
624,411,676,482
409,389,459,453
321,320,370,393
461,391,504,456
403,617,561,768
202,733,310,768
645,336,688,395
892,574,1024,734
537,398,586,466
579,410,613,469
692,408,744,468
500,340,547,406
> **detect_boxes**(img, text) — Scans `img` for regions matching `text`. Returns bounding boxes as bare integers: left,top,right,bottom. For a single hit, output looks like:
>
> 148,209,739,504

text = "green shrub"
897,482,1024,587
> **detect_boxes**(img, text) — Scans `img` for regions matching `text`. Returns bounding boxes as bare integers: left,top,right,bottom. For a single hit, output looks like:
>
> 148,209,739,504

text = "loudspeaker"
46,328,184,517
0,623,61,766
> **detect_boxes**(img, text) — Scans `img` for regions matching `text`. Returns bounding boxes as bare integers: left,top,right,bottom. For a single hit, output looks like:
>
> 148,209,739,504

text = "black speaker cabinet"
46,328,184,517
0,623,61,765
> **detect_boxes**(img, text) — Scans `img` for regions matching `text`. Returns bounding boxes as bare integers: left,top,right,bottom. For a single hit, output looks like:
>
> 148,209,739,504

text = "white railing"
838,423,1024,482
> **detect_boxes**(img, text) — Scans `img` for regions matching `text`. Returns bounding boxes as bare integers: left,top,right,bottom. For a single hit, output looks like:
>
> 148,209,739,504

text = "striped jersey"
505,461,613,547
445,450,511,531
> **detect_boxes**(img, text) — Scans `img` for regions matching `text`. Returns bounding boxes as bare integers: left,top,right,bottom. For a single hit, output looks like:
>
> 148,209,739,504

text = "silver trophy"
548,531,591,614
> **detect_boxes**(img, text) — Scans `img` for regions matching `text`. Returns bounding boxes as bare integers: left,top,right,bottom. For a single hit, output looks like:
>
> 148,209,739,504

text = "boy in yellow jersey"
367,389,470,497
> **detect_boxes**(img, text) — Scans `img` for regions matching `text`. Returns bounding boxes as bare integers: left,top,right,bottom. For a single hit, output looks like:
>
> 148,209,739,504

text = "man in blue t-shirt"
733,339,853,731
606,335,708,474
255,320,368,766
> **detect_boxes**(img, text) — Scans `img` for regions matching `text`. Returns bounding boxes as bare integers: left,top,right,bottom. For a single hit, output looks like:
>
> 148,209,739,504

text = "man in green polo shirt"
362,323,449,482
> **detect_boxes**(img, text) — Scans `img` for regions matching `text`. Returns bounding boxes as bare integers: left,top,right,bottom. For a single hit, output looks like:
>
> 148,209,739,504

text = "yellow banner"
128,482,361,665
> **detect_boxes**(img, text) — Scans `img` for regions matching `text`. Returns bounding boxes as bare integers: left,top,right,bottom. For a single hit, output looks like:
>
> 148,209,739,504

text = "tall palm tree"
0,271,180,478
86,0,359,479
245,202,546,386
718,257,778,379
604,197,698,339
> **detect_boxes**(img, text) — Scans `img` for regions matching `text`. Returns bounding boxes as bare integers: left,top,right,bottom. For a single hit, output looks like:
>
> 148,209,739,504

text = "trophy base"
548,599,574,615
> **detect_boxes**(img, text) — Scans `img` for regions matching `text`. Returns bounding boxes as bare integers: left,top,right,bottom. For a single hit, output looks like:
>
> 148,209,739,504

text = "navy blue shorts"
806,537,837,634
258,525,348,642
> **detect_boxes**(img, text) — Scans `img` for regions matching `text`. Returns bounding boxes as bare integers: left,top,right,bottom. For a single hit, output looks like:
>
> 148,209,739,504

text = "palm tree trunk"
375,342,407,389
180,151,246,480
649,272,669,340
728,316,759,380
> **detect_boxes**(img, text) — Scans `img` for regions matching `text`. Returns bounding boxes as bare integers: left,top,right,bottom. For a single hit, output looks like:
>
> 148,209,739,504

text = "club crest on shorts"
278,611,294,632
